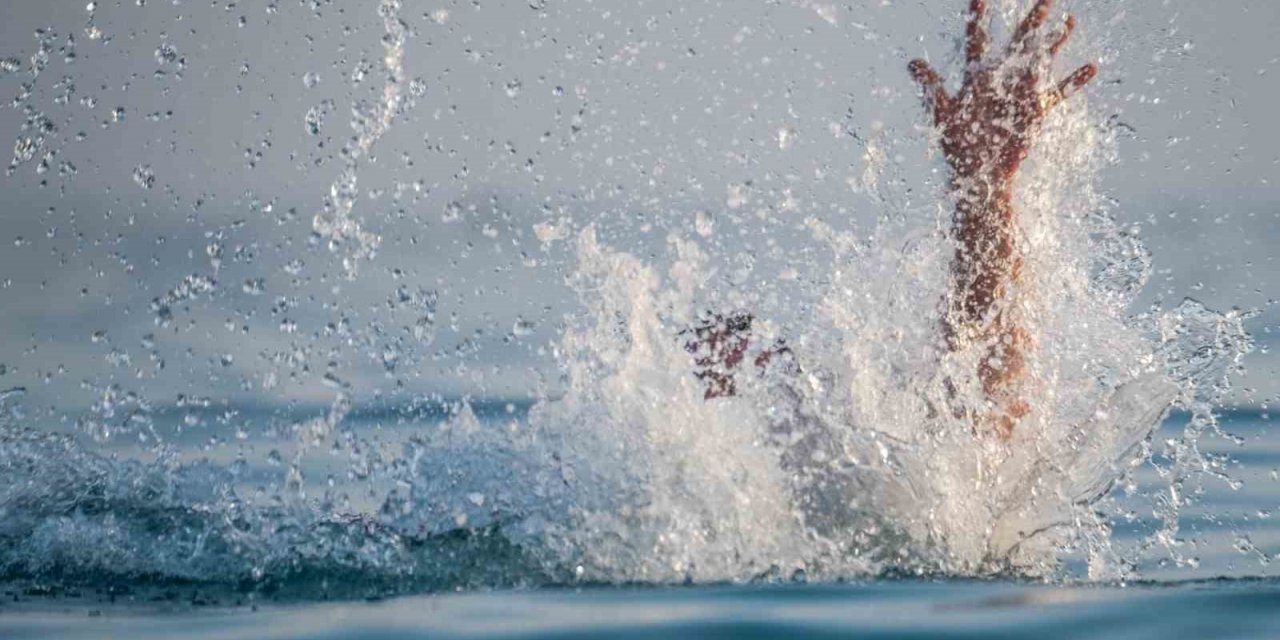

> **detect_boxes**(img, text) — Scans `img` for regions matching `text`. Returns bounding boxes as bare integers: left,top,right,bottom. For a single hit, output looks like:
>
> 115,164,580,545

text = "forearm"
945,175,1023,346
945,174,1030,437
912,0,1096,438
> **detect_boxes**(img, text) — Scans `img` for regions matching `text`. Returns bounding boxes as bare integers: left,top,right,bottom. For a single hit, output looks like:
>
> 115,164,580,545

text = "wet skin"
689,0,1097,439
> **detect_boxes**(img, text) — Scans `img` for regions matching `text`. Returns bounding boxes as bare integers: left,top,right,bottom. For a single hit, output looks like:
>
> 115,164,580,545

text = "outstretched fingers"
965,0,989,65
1010,0,1053,54
1048,15,1076,58
1043,62,1097,111
909,59,952,122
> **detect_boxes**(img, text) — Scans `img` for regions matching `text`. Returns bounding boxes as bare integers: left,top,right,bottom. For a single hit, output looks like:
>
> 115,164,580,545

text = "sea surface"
2,579,1280,639
2,409,1277,639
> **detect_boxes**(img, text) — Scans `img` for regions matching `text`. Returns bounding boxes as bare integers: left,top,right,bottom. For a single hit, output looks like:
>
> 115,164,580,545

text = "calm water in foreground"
2,579,1280,639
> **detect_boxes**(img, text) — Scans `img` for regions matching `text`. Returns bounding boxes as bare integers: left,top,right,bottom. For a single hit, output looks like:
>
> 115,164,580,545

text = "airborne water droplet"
513,317,536,337
132,165,155,189
777,126,796,150
155,42,179,66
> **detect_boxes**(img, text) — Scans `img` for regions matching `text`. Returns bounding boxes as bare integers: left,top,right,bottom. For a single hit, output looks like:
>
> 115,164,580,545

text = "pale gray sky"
0,0,1276,419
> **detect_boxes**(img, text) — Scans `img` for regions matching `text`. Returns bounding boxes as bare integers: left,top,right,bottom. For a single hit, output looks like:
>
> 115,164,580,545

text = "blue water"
3,580,1280,639
1,409,1278,638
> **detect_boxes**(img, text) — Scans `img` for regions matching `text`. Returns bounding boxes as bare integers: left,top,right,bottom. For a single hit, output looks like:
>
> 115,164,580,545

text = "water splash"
311,0,408,277
0,0,1261,597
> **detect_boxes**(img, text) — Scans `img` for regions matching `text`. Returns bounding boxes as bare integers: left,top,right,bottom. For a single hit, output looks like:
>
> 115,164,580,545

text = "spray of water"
0,0,1257,594
311,0,408,277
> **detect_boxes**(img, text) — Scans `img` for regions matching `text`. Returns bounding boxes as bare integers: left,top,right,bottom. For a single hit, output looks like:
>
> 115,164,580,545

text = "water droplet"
695,210,714,237
132,165,154,189
513,317,536,336
442,201,462,223
302,71,321,88
777,126,796,150
155,42,179,66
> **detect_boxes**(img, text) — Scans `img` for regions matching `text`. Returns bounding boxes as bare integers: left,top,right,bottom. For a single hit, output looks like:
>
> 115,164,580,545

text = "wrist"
951,170,1014,204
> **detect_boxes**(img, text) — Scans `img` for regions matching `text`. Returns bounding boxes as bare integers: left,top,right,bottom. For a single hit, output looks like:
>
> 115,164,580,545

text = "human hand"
909,0,1097,185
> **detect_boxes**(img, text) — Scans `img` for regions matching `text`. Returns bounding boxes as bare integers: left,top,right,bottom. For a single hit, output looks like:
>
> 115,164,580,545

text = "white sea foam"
0,0,1257,591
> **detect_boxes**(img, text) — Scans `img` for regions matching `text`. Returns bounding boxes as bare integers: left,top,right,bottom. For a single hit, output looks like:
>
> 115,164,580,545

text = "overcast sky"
0,0,1277,420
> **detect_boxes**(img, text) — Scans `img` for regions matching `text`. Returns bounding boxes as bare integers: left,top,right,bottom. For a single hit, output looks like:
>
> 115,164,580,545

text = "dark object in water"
681,312,791,399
